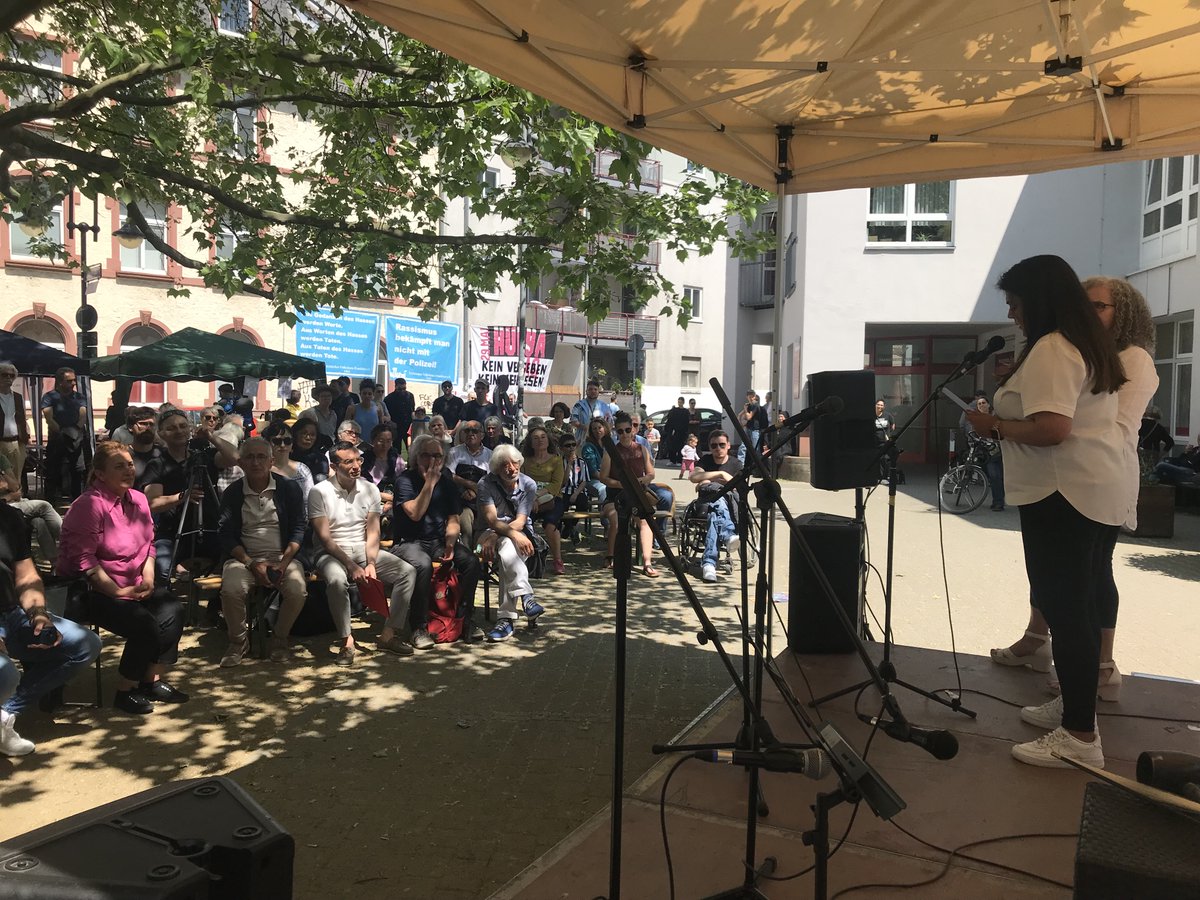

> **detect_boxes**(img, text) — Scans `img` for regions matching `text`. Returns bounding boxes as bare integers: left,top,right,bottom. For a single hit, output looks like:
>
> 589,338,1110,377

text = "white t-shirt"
993,332,1124,526
1115,346,1159,529
307,477,381,548
0,392,16,439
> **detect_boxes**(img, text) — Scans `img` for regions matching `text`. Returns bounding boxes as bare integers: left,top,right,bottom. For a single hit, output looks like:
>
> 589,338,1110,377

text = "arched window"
13,317,68,395
13,317,66,351
120,324,167,404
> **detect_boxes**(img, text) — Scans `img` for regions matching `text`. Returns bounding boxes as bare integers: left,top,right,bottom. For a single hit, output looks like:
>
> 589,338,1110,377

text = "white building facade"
730,158,1196,465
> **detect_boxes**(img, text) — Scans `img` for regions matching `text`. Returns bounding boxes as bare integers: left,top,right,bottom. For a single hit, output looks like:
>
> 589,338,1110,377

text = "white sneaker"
701,564,717,583
1012,726,1104,769
1020,695,1063,730
726,535,740,558
0,712,35,757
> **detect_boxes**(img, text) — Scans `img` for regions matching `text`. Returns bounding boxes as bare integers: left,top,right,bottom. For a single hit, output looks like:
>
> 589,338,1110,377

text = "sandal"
642,565,661,578
605,556,615,569
989,629,1052,673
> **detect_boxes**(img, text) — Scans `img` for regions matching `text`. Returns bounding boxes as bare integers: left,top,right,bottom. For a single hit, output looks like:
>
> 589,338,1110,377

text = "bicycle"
938,433,998,514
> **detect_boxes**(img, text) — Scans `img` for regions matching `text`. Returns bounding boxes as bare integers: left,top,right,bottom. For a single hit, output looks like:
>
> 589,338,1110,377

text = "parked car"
647,406,725,455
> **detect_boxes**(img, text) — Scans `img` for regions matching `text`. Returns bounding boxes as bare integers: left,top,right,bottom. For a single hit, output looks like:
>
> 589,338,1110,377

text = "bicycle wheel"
938,465,989,514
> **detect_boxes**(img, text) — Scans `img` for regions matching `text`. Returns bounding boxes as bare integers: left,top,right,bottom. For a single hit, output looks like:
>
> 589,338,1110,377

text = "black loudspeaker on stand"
809,371,877,491
0,776,293,899
788,513,865,654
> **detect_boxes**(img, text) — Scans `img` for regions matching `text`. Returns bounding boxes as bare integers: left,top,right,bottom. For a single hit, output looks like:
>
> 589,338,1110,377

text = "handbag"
427,561,463,643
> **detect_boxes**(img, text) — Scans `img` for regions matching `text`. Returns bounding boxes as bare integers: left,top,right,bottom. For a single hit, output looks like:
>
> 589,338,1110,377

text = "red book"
358,576,390,617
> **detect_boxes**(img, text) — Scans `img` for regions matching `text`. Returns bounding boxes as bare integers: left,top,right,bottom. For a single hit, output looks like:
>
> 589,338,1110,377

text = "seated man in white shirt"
446,420,491,543
476,444,545,642
308,441,416,665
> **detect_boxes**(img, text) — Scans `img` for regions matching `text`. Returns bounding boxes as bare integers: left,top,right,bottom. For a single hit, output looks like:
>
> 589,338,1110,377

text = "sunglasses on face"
710,442,728,448
616,427,633,434
201,414,218,420
419,452,444,460
462,427,480,433
561,443,577,449
271,437,293,446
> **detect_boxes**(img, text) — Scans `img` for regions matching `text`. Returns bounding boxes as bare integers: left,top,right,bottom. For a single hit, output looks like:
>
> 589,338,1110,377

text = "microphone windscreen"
928,731,959,760
803,748,833,779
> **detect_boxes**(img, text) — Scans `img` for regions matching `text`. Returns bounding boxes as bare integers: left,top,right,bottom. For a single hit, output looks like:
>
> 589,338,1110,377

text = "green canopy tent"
88,327,326,384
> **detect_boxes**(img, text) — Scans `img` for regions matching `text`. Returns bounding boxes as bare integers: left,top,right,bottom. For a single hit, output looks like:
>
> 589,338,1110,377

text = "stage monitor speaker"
809,370,878,491
788,512,865,654
1075,781,1200,899
0,777,293,900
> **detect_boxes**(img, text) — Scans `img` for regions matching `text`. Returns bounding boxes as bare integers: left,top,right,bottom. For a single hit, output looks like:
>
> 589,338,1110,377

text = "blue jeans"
703,500,737,569
985,455,1005,507
738,430,760,464
586,479,608,505
0,608,101,715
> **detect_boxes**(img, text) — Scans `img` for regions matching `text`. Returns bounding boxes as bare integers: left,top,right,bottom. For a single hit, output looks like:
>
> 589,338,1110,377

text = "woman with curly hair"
986,272,1156,723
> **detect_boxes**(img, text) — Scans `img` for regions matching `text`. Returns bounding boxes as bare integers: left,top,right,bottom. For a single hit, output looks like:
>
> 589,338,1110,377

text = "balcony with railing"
738,259,776,309
593,150,663,191
527,305,659,346
549,232,661,268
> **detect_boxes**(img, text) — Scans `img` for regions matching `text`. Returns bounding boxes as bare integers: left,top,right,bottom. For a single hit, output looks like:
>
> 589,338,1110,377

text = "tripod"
170,455,222,591
810,362,981,719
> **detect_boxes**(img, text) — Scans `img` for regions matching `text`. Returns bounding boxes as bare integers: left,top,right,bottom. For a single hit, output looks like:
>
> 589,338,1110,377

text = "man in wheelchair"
687,430,742,582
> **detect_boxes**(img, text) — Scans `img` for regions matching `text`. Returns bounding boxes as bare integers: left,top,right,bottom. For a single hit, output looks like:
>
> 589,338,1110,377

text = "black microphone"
863,716,959,760
968,335,1006,367
773,395,843,431
692,746,832,779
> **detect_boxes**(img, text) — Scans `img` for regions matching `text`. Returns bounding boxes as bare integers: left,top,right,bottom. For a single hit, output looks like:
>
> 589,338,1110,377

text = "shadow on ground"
0,539,750,900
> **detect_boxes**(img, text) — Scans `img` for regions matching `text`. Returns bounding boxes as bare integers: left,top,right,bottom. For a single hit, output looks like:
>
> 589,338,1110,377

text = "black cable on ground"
828,822,1078,898
658,754,692,900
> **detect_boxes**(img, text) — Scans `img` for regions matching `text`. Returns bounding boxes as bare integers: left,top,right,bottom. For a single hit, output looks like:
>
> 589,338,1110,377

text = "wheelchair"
677,491,759,574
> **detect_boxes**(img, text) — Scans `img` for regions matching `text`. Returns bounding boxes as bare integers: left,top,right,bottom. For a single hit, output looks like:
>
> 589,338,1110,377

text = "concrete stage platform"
494,643,1200,899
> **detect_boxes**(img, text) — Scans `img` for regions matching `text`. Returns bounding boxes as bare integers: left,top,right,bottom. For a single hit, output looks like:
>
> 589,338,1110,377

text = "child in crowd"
410,407,430,438
645,419,661,458
679,433,699,479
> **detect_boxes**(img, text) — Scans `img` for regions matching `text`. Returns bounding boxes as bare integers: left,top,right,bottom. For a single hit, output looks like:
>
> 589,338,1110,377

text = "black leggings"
86,588,184,682
1018,492,1107,732
1030,520,1120,629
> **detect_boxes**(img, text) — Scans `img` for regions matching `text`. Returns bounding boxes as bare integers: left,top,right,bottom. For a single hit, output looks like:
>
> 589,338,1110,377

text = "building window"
9,40,63,107
219,0,251,34
1141,156,1199,264
118,201,168,273
218,107,256,158
213,222,240,261
8,202,63,259
1152,315,1194,437
120,325,167,404
866,181,954,246
683,286,702,321
681,356,701,392
352,260,390,298
480,168,499,195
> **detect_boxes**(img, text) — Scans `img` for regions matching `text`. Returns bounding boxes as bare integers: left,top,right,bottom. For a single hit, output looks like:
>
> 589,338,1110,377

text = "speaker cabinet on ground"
788,512,865,653
1075,781,1200,899
809,369,879,491
0,777,293,899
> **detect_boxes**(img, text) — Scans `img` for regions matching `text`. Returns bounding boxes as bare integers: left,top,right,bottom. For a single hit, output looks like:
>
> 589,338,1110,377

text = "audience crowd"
0,370,789,756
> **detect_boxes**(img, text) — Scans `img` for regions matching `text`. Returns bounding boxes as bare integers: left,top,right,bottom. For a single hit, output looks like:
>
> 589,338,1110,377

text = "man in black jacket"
431,380,464,430
382,377,415,451
216,438,307,666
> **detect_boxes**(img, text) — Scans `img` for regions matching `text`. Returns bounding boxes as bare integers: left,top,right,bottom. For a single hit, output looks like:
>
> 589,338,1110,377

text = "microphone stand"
650,381,906,900
809,353,984,718
600,432,789,900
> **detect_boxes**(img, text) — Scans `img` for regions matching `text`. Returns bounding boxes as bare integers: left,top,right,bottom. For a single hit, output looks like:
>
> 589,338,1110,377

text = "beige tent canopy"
354,0,1200,193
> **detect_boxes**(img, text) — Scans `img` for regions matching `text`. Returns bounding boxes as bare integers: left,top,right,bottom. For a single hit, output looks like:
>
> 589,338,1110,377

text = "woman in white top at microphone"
966,255,1126,770
988,276,1157,704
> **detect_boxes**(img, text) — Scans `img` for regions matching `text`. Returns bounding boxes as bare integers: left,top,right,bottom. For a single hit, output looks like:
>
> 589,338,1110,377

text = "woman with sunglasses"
599,412,661,577
289,418,330,486
263,422,314,503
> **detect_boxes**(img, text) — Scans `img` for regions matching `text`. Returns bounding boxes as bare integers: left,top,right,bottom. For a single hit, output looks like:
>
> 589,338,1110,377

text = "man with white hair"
216,438,308,666
476,444,545,642
0,362,30,489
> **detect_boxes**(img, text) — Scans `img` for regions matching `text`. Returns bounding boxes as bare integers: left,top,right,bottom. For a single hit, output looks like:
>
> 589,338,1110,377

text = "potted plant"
1132,449,1175,538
